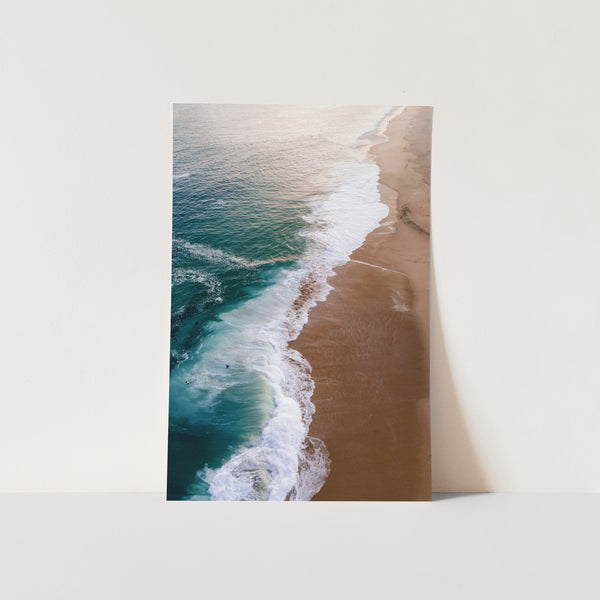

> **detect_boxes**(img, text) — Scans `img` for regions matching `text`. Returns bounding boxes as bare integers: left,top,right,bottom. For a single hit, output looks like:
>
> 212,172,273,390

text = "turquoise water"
168,104,398,500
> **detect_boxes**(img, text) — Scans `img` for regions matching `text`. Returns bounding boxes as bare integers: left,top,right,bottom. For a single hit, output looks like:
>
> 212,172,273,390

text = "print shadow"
430,253,492,493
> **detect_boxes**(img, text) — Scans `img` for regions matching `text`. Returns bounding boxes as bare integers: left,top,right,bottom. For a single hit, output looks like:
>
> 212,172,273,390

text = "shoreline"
291,106,432,501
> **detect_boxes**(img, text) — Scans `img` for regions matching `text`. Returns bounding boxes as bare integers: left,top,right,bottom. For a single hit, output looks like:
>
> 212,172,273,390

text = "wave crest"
173,238,286,269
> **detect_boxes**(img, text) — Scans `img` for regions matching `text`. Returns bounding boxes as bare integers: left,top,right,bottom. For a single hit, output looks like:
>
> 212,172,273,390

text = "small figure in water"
226,365,229,368
184,380,191,385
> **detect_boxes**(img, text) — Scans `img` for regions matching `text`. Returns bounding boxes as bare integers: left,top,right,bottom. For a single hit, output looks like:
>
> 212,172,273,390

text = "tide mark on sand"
350,259,409,278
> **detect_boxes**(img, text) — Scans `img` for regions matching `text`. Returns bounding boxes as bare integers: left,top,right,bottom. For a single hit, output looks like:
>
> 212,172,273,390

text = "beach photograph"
168,104,432,501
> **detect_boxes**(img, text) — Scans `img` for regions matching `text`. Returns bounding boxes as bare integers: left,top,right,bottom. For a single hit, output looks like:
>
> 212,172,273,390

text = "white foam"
171,267,222,292
173,238,264,268
301,163,388,272
180,270,318,499
173,238,294,270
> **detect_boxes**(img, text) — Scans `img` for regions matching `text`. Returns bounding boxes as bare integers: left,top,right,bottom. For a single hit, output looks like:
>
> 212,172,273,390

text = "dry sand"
291,107,432,500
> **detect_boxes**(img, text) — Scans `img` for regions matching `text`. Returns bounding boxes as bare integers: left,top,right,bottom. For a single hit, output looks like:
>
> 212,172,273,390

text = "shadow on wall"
430,255,492,492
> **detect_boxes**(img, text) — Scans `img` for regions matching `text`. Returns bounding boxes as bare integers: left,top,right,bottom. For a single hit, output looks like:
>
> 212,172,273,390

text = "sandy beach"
292,107,433,500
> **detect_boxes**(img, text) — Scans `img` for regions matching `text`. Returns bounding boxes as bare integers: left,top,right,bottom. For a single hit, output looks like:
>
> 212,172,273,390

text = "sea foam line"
173,238,297,270
173,238,268,268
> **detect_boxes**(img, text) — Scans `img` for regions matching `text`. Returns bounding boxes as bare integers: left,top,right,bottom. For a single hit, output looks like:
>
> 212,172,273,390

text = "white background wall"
1,0,599,493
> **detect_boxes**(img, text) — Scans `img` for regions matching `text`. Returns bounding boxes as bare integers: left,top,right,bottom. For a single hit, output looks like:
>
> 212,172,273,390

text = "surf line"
349,259,408,278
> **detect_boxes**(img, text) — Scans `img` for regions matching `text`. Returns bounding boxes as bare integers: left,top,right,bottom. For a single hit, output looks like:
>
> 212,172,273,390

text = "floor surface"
1,493,597,599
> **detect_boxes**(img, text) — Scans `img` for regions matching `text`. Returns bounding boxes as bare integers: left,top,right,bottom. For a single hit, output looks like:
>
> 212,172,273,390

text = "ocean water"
168,104,401,500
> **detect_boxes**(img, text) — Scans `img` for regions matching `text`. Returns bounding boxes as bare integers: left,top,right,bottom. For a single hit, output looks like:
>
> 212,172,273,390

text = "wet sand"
291,107,432,500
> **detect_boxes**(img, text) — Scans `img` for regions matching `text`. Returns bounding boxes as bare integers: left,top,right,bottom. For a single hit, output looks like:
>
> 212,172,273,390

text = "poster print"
168,105,432,501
